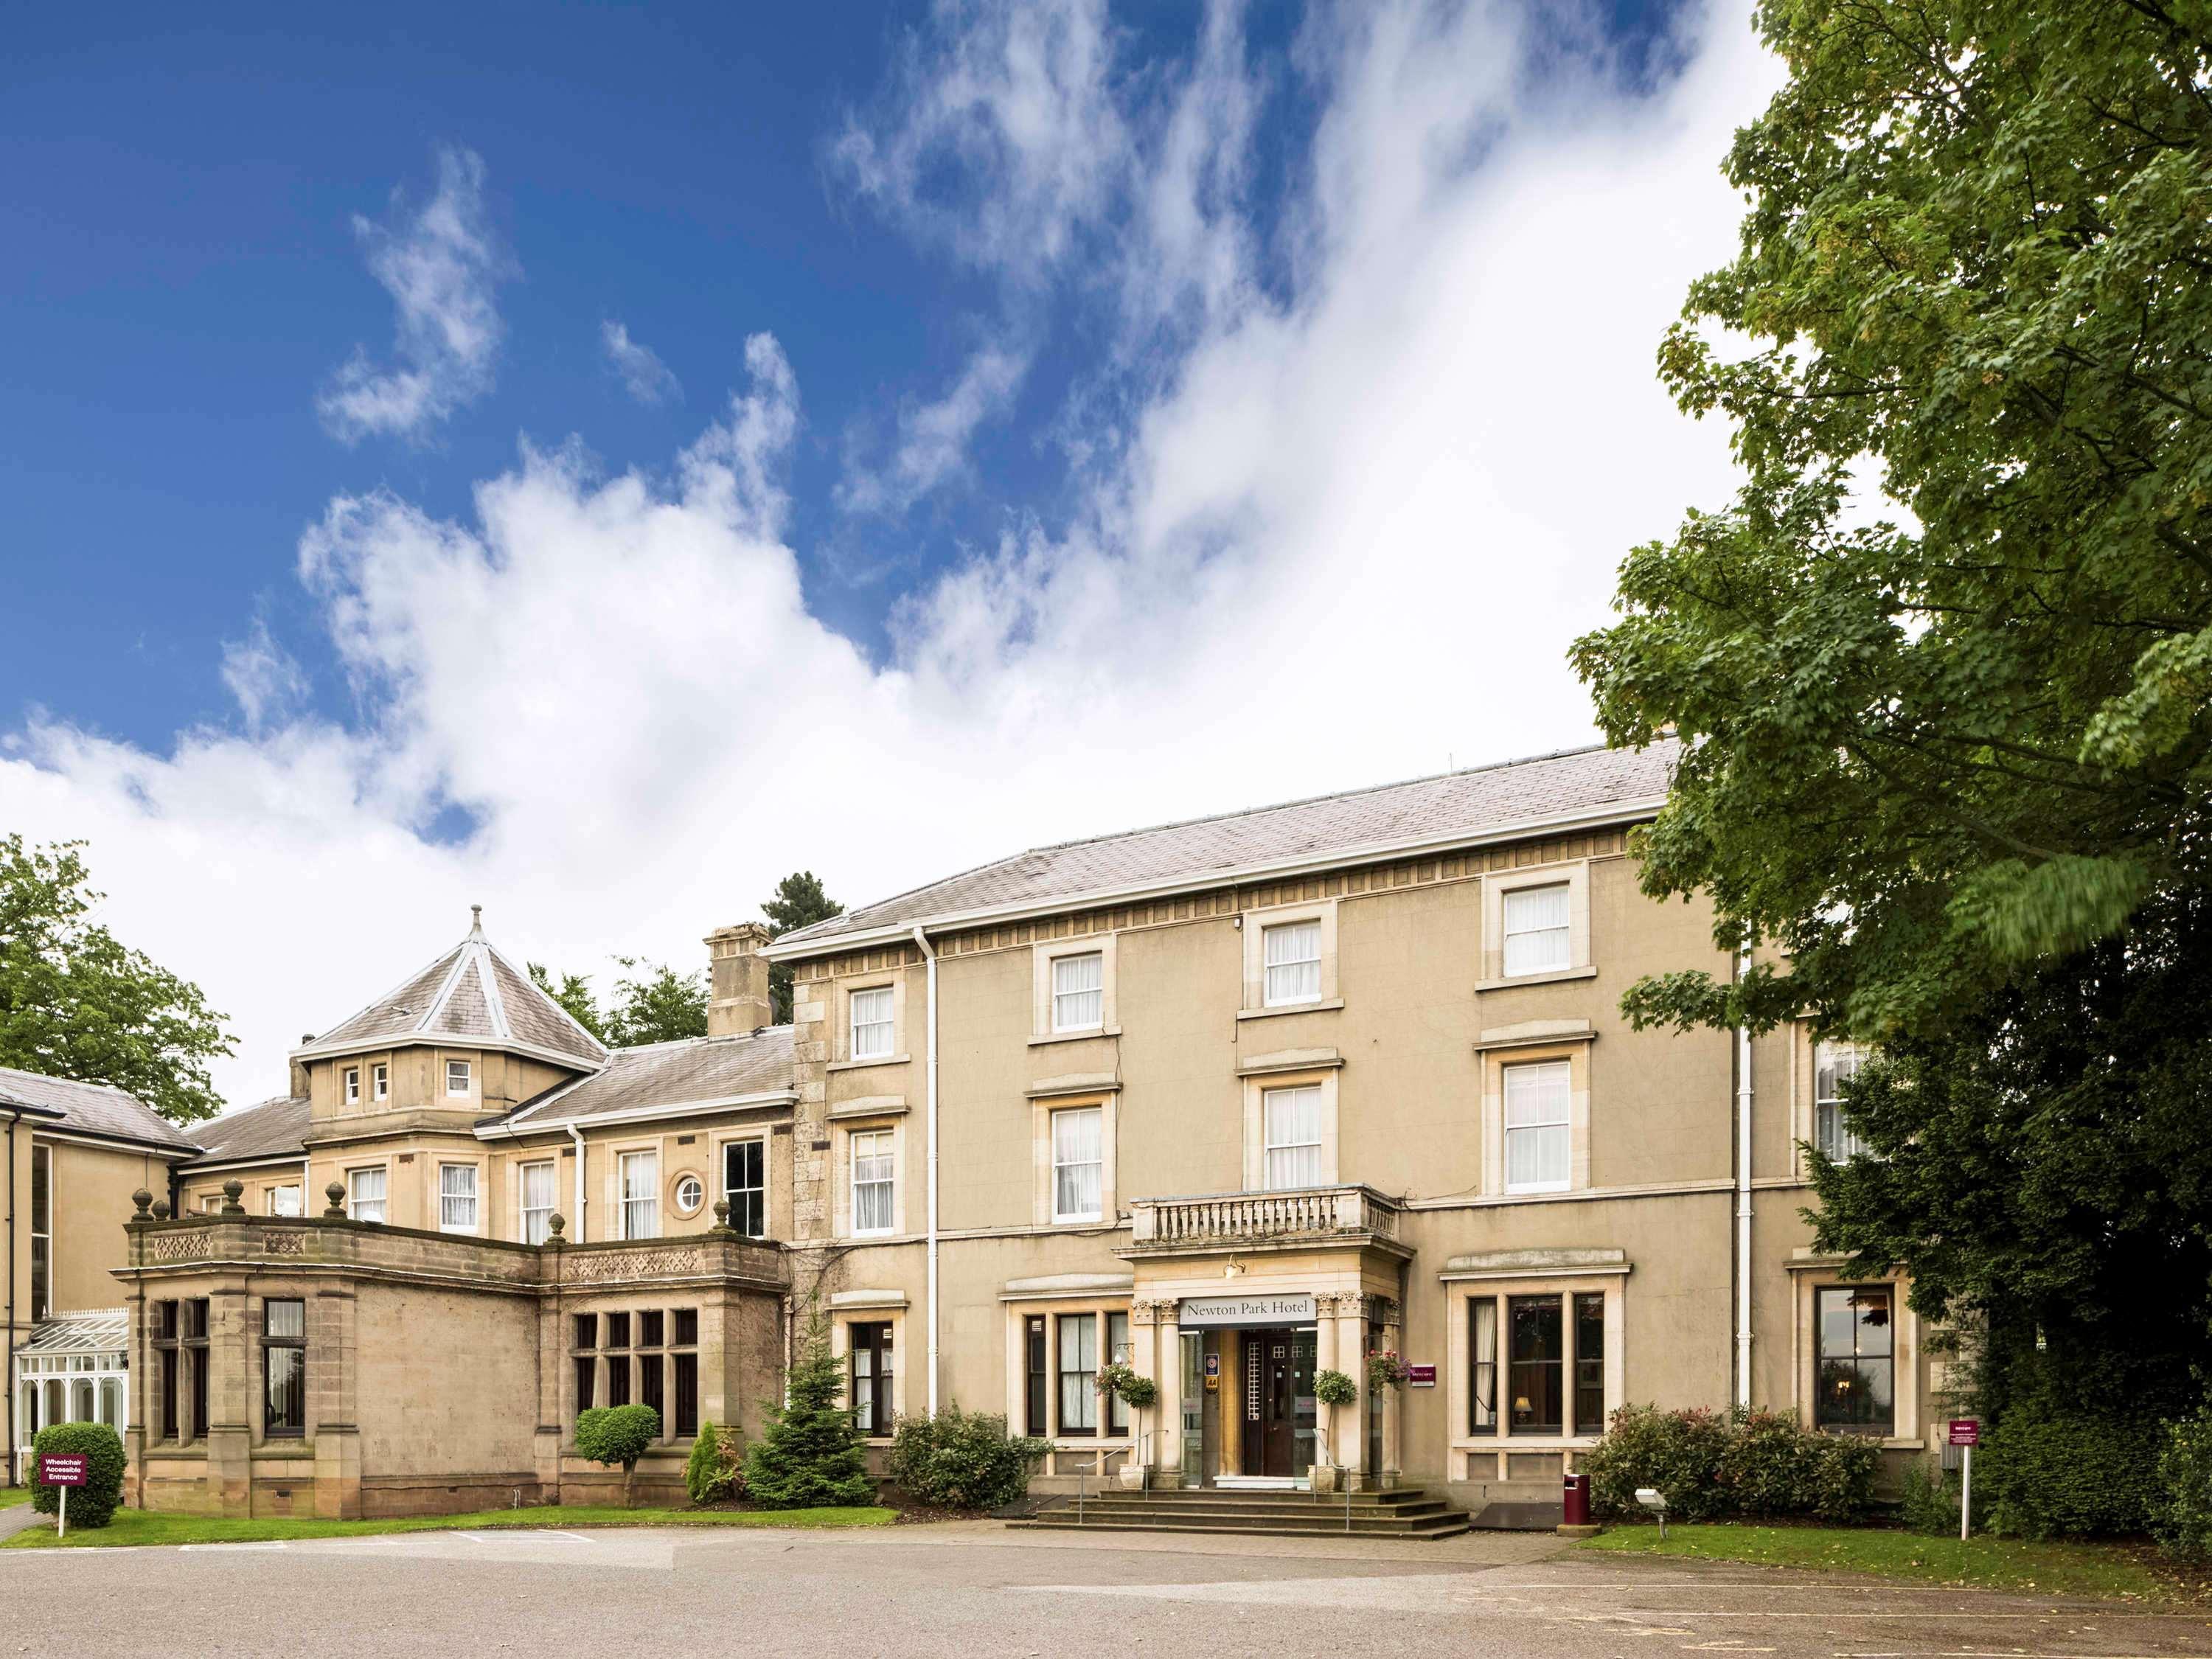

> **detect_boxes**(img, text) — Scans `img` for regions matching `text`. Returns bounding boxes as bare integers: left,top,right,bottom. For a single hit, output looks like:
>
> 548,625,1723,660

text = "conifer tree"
742,1315,875,1509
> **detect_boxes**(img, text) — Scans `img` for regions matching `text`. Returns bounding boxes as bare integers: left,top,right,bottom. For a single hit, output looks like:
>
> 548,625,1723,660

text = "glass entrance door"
1180,1332,1204,1485
1237,1327,1318,1478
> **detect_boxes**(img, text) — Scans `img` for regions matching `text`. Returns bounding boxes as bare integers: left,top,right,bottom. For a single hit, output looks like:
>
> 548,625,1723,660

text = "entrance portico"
1122,1184,1409,1491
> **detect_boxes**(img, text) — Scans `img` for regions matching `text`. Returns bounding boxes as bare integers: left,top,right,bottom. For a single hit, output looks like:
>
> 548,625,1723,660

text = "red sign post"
38,1453,88,1540
1947,1420,1980,1541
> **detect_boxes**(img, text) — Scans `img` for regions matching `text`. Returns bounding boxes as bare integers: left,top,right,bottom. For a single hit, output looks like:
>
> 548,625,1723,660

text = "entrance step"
1009,1486,1471,1540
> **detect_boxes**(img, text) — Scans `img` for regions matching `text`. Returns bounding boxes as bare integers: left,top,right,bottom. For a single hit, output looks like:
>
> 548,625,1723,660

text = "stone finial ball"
151,1198,171,1220
547,1212,566,1239
131,1188,153,1218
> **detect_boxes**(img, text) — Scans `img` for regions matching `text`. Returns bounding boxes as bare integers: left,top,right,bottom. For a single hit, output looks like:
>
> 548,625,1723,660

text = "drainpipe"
568,1124,588,1243
1734,945,1755,1411
911,925,940,1417
5,1107,17,1485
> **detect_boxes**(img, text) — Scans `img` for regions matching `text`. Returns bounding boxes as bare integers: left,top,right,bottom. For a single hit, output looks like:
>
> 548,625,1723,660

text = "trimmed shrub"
29,1422,126,1528
575,1404,662,1507
684,1419,746,1506
1985,1399,2163,1539
1313,1369,1357,1408
886,1406,1047,1511
2155,1402,2212,1557
1585,1405,1876,1523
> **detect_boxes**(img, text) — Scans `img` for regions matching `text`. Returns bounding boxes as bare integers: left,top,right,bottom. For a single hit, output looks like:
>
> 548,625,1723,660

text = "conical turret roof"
293,907,608,1071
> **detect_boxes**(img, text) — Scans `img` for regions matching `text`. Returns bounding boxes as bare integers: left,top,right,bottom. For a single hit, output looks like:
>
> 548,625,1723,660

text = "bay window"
1057,1312,1096,1435
262,1298,305,1437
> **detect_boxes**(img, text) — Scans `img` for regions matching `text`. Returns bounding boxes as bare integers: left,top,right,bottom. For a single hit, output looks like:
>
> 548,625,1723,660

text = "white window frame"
1259,1083,1326,1189
1051,951,1105,1034
1481,863,1593,987
849,987,895,1061
1815,1041,1873,1164
266,1184,302,1218
1502,1059,1572,1194
437,1162,480,1234
1262,920,1324,1007
372,1062,389,1102
344,1067,360,1105
1500,883,1572,978
445,1058,472,1099
849,1128,896,1237
1050,1105,1104,1223
619,1149,661,1240
518,1159,557,1245
347,1166,388,1224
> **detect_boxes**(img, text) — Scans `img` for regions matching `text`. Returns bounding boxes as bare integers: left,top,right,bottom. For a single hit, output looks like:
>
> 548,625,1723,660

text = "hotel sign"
1178,1294,1317,1329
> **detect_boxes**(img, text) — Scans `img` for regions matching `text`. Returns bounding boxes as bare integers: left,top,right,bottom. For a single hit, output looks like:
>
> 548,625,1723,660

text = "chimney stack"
290,1035,314,1100
706,923,773,1036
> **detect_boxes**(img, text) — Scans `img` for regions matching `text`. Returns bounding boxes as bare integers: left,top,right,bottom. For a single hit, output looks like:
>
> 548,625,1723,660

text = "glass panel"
1058,1314,1096,1432
1507,1296,1563,1434
1573,1293,1605,1435
1262,1085,1324,1189
1052,1107,1102,1220
1814,1287,1894,1434
852,1131,894,1232
447,1060,470,1096
267,1184,302,1217
1815,1043,1872,1161
850,988,894,1059
1469,1297,1498,1435
622,1152,660,1239
439,1164,479,1231
1107,1311,1131,1433
265,1346,305,1436
521,1161,556,1245
1051,952,1104,1030
99,1378,122,1430
725,1139,766,1237
348,1167,387,1223
1026,1318,1049,1438
1503,1061,1571,1192
1503,883,1571,975
1262,921,1323,1005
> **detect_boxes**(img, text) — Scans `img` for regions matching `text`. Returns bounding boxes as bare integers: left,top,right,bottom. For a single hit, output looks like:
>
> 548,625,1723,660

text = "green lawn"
0,1488,27,1507
2,1503,897,1550
1584,1522,2205,1602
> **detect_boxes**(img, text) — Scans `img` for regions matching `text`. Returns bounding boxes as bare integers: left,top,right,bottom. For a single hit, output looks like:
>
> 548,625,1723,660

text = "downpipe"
1734,944,1754,1410
911,926,940,1416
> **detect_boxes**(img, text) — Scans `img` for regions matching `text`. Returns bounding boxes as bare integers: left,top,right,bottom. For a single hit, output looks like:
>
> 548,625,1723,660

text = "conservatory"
10,1308,128,1484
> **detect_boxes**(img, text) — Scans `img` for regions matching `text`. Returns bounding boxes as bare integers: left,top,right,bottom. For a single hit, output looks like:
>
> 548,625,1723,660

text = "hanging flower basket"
1366,1349,1409,1390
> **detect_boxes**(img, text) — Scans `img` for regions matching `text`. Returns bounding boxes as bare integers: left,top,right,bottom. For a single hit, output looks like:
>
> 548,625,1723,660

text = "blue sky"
3,0,1772,1104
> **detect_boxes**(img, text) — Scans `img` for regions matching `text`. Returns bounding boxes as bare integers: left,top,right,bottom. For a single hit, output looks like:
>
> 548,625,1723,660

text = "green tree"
574,1403,661,1508
0,836,234,1124
1570,4,2212,1403
526,962,607,1043
762,871,842,1025
743,1315,875,1509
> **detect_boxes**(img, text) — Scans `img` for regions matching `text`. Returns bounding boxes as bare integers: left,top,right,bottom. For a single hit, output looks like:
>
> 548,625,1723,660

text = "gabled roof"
0,1065,198,1152
490,1026,796,1131
180,1093,312,1170
296,908,608,1071
773,739,1678,955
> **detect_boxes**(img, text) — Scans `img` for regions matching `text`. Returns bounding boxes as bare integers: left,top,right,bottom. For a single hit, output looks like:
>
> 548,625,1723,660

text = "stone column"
1338,1297,1370,1489
207,1267,253,1517
1378,1297,1404,1489
312,1282,361,1520
1314,1295,1339,1475
1154,1303,1183,1486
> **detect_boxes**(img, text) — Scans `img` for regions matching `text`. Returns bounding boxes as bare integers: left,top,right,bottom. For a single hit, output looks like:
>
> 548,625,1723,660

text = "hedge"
1983,1399,2164,1540
1583,1406,1877,1523
886,1407,1046,1511
29,1422,127,1528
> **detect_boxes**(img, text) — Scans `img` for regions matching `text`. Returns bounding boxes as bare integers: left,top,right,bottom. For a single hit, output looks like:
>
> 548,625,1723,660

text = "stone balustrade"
1126,1184,1400,1251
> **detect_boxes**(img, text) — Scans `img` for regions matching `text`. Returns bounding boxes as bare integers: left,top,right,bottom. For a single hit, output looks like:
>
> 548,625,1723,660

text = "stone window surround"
1239,1062,1342,1192
1031,1090,1118,1227
1239,899,1341,1017
828,1299,906,1443
567,1295,705,1444
1476,1037,1593,1197
257,1293,309,1442
344,1157,393,1222
1031,932,1120,1040
1788,1260,1922,1450
1441,1264,1627,1466
1478,860,1595,990
998,1294,1135,1450
511,1155,558,1244
1789,1021,1876,1180
832,1116,906,1239
445,1056,474,1100
712,1129,771,1239
830,973,910,1069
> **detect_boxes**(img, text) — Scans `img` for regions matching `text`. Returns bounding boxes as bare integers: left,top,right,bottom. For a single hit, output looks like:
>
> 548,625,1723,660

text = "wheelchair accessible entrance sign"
38,1453,88,1540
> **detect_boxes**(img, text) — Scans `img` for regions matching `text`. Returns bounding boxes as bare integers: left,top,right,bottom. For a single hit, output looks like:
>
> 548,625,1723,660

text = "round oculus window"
673,1174,705,1215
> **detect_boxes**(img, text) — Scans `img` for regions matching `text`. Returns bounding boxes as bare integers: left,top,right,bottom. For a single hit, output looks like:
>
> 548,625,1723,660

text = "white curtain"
1052,953,1104,1030
1503,1061,1571,1190
852,1132,894,1232
1503,883,1571,975
1263,1085,1324,1189
349,1166,387,1222
1263,921,1322,1004
1053,1107,1102,1219
439,1164,479,1231
622,1151,660,1239
521,1161,555,1245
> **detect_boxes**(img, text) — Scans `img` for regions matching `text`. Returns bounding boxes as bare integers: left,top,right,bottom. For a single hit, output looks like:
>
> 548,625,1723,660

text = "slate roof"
0,1065,198,1152
777,739,1678,952
180,1093,313,1169
300,911,608,1069
496,1027,796,1129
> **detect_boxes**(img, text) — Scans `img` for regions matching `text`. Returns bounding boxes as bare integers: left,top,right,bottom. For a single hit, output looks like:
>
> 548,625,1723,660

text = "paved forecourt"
6,1524,2212,1658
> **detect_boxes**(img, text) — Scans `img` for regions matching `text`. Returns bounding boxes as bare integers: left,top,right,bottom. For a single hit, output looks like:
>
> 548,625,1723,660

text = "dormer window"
344,1067,361,1105
445,1059,471,1098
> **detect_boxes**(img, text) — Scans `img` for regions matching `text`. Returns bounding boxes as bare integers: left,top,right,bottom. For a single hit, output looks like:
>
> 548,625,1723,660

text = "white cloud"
602,321,683,406
835,343,1029,516
218,619,310,735
2,1,1781,1110
317,147,510,443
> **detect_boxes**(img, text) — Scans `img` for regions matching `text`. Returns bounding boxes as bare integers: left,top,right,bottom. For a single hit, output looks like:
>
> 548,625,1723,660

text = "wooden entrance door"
1239,1328,1318,1477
